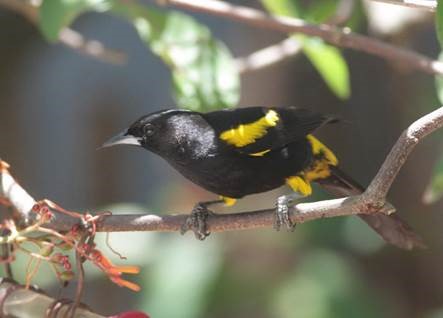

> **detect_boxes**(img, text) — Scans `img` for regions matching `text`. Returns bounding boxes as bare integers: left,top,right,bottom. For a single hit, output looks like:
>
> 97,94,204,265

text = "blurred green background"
1,0,443,317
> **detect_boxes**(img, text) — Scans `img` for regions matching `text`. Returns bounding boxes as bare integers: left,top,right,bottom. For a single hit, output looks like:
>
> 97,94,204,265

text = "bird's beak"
99,130,142,149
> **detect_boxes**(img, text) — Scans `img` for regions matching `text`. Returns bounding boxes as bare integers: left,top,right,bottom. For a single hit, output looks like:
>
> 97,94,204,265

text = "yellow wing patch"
306,135,338,166
249,149,271,157
220,110,279,147
286,176,312,196
305,161,332,181
220,196,237,207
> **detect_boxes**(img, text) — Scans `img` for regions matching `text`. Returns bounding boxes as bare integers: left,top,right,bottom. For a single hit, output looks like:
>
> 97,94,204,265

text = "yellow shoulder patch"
306,135,338,166
220,196,237,207
286,176,312,196
220,110,279,147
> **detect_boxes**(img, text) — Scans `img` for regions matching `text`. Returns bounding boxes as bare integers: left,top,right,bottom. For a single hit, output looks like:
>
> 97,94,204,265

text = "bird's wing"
203,106,336,156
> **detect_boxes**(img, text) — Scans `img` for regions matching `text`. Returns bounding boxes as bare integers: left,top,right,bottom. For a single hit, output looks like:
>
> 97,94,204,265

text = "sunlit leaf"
39,1,240,111
112,3,240,111
423,151,443,204
261,0,300,17
303,0,338,23
39,0,112,41
302,37,350,99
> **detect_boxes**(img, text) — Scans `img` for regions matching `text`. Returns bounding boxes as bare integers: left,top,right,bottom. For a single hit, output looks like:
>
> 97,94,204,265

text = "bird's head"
100,109,214,160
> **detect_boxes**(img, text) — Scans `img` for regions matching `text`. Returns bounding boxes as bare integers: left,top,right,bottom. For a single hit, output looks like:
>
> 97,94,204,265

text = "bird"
100,106,425,250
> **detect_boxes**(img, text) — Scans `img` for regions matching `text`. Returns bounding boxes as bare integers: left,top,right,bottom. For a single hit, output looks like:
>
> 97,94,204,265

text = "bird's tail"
316,166,426,250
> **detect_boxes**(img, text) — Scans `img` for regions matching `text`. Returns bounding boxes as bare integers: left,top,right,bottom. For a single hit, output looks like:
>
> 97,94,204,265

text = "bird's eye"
143,124,155,137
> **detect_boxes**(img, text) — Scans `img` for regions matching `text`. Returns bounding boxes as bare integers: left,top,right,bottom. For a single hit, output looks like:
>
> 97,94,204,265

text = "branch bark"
160,0,443,75
2,107,443,235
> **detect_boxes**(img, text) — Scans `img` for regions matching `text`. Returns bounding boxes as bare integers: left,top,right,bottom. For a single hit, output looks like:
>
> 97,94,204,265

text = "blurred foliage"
2,0,442,317
270,250,385,318
436,0,443,49
261,0,350,100
423,151,443,204
39,0,239,111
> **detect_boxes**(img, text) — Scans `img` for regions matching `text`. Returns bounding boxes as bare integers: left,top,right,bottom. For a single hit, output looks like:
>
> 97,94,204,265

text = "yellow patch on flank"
306,135,338,166
220,110,279,147
304,160,332,181
286,176,312,196
220,196,237,207
249,149,271,157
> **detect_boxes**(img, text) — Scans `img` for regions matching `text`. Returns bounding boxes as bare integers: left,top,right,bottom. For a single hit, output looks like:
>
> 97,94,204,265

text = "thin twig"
160,0,443,75
0,0,127,65
364,106,443,203
370,0,437,11
68,234,88,318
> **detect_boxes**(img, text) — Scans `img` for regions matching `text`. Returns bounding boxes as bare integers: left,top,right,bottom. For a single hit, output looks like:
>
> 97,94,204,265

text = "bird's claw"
181,203,215,240
274,194,298,232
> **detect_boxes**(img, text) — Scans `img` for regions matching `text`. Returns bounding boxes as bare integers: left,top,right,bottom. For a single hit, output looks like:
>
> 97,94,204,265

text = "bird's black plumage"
101,106,425,249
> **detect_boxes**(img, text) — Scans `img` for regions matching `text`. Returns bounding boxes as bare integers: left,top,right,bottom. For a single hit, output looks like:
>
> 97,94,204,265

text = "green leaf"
261,0,350,100
301,37,350,99
142,237,222,318
303,0,338,23
435,52,443,104
39,0,112,41
436,0,443,48
423,151,443,204
271,250,385,318
113,4,239,111
39,0,240,111
261,0,300,17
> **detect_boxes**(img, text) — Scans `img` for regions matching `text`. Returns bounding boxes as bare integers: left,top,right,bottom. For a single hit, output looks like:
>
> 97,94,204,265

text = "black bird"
101,106,424,249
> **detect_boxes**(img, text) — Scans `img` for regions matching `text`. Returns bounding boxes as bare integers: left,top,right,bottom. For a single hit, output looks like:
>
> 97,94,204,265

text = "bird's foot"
274,193,302,232
181,200,221,240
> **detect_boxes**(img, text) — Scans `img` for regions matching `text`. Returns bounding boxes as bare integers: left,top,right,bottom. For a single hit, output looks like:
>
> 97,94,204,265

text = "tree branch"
370,0,437,11
235,0,354,74
160,0,443,75
2,107,443,235
364,106,443,203
0,0,127,65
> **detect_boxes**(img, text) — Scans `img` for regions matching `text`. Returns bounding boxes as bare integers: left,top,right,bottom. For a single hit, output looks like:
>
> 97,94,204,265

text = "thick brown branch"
41,196,393,233
161,0,443,75
2,106,443,234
